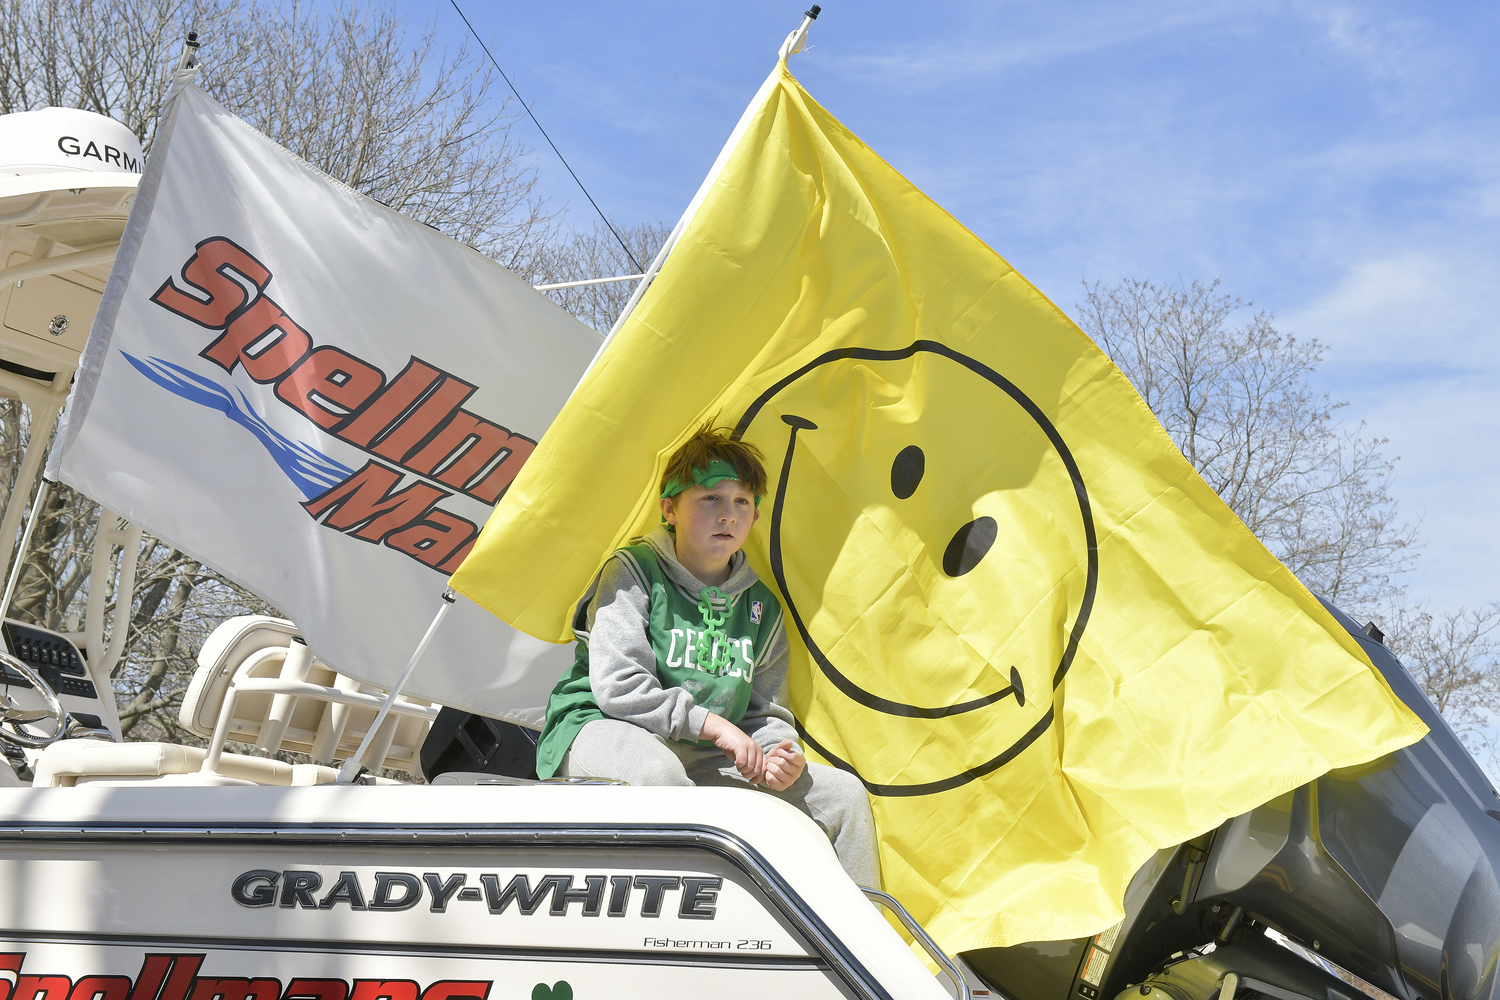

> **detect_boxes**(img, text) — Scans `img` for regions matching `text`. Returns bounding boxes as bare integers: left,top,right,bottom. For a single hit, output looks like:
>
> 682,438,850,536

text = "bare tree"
1380,604,1500,761
0,0,552,264
1076,278,1418,613
1076,279,1500,759
204,4,552,268
526,220,673,332
1,0,233,142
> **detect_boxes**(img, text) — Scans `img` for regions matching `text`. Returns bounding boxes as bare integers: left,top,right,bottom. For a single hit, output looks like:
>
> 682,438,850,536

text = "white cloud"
1285,250,1500,374
1284,249,1500,610
819,0,1240,88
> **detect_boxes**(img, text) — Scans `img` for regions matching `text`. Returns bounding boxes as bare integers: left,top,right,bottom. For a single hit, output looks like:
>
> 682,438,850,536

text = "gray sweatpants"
560,718,880,888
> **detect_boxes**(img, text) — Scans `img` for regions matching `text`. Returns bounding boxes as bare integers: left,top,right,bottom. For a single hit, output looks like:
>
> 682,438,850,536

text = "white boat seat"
178,616,436,774
34,740,337,787
33,615,436,787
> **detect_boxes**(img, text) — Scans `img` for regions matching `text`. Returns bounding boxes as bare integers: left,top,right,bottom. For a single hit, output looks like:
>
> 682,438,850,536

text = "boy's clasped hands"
701,712,805,790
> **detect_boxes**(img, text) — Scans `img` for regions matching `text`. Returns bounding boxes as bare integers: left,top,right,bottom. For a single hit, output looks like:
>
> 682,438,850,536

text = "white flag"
49,84,599,725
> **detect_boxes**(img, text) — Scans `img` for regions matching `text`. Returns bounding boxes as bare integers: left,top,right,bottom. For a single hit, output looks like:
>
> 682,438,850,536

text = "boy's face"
661,480,760,569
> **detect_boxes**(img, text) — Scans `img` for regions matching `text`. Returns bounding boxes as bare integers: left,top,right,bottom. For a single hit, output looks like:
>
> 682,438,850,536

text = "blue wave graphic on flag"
121,352,354,499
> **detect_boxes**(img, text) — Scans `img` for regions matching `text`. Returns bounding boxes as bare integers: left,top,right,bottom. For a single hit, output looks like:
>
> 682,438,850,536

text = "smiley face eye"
891,445,925,499
943,516,997,577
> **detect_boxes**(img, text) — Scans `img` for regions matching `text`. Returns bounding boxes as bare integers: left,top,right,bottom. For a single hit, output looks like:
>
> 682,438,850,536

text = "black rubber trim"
0,358,55,383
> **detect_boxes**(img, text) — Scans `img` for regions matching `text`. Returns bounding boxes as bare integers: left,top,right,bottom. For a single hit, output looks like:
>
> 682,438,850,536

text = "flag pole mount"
335,589,457,784
176,31,200,72
779,5,821,60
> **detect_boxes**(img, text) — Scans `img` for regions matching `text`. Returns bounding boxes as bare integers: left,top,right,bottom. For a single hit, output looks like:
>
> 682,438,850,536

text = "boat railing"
861,885,973,1000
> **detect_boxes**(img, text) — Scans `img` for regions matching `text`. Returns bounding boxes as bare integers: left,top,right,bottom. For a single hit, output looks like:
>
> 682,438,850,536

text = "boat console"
0,618,118,781
1,620,98,702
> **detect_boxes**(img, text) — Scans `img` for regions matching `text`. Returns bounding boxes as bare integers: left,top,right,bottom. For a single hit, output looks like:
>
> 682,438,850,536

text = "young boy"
534,426,878,887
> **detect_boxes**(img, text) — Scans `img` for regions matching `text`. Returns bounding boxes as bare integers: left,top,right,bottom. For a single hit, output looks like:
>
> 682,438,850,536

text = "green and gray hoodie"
534,526,794,779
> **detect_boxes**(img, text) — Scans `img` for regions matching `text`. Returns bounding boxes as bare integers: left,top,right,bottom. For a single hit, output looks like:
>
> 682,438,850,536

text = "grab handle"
861,886,973,1000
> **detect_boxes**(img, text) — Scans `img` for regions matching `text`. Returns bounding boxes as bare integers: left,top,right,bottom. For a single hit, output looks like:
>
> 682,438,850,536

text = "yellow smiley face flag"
449,61,1426,950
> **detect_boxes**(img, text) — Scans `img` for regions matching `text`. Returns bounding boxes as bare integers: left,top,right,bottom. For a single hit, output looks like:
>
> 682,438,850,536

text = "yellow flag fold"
450,61,1426,950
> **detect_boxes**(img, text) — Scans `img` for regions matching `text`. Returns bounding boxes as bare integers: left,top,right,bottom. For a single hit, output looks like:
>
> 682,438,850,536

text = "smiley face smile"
733,342,1099,795
771,413,1032,718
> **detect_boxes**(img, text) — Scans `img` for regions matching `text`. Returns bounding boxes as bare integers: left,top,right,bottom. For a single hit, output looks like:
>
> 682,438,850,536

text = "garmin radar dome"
0,106,144,177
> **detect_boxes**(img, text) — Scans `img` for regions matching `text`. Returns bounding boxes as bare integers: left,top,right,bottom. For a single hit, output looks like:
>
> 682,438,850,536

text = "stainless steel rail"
861,886,972,1000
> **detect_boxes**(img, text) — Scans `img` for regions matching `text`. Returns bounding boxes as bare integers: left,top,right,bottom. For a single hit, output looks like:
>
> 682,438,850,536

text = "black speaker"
419,707,539,781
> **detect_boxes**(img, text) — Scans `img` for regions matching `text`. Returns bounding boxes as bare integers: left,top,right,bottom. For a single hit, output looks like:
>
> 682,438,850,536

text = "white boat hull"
0,785,953,1000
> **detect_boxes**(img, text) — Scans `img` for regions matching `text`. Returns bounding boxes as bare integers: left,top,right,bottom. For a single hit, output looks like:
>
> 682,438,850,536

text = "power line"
448,0,644,273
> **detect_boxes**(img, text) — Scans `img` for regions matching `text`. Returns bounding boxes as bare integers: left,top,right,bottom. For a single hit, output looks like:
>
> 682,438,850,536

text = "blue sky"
427,1,1500,618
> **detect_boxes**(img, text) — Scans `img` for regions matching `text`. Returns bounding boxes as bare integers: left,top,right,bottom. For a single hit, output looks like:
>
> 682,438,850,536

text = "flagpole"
335,589,455,783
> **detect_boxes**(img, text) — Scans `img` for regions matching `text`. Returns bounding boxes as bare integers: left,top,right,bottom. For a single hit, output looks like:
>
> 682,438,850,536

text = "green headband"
660,460,745,500
660,461,762,529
